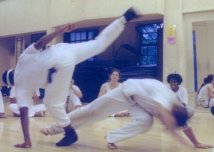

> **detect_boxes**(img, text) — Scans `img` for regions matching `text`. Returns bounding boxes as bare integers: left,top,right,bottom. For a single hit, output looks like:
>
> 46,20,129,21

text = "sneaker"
56,126,78,147
56,133,78,147
123,7,139,22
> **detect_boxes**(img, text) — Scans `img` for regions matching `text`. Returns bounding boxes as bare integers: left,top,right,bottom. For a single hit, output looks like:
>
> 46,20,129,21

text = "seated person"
41,78,212,150
98,69,129,117
66,80,83,112
9,86,47,117
167,73,212,149
197,74,214,108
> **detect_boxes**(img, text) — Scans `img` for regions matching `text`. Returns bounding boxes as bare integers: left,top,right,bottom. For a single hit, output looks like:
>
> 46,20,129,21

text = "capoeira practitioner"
41,79,192,150
13,8,139,148
167,73,212,149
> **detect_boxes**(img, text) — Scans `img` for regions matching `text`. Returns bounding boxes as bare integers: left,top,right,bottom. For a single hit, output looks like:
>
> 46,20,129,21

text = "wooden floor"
0,107,214,152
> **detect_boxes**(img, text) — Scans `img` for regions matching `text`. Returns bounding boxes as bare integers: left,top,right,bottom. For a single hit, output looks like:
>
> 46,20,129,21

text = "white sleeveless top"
102,82,121,93
197,84,212,102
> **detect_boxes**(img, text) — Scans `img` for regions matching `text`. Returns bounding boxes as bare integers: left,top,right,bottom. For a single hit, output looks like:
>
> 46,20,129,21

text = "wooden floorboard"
0,109,214,152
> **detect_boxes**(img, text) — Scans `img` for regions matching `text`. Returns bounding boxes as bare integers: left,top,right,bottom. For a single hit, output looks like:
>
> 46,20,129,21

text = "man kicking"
13,7,139,148
41,78,195,150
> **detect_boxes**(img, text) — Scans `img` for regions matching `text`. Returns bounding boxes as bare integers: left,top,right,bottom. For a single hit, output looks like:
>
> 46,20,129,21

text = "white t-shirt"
122,79,179,114
68,85,82,106
15,44,49,90
14,43,77,108
197,84,212,102
9,86,16,98
174,86,188,105
102,82,121,92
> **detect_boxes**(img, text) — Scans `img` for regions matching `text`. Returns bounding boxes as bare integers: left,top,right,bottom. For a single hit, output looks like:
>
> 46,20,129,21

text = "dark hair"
198,74,214,93
167,73,183,85
2,69,14,86
171,104,189,127
108,68,121,80
203,74,214,84
211,106,214,115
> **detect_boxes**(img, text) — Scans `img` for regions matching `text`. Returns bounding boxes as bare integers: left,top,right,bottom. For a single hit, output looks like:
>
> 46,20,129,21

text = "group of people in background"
0,70,47,118
1,67,214,150
1,67,214,149
0,74,85,118
0,7,213,150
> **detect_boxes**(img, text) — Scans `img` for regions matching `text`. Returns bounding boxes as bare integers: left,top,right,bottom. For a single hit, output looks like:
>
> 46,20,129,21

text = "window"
138,23,163,65
64,29,99,61
64,29,99,43
31,32,46,43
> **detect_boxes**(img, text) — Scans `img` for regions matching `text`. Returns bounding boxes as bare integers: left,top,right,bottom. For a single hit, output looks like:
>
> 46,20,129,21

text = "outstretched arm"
34,24,76,50
156,106,192,148
183,126,212,149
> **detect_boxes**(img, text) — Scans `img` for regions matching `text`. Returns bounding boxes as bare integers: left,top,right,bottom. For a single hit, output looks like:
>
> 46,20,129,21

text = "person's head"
167,73,183,92
2,69,14,86
198,74,214,93
109,69,121,83
203,74,214,85
171,104,189,127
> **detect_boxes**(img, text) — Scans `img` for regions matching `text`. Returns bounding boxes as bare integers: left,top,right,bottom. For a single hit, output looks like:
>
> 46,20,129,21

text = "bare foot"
14,142,32,148
40,128,50,136
74,105,82,109
107,143,118,150
194,143,213,149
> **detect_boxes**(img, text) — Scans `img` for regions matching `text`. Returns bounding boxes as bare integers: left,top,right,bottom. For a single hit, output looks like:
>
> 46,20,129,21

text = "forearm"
183,126,199,146
34,27,66,50
72,88,82,98
169,130,192,148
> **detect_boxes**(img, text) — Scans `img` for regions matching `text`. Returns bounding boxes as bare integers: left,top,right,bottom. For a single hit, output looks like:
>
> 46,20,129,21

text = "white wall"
183,10,214,92
163,0,187,84
1,0,214,95
183,0,214,13
193,21,214,87
0,0,50,37
0,0,163,37
162,0,214,93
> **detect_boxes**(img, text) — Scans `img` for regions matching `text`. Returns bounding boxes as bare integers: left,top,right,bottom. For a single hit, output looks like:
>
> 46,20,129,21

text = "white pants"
0,91,4,113
9,103,47,117
106,105,153,143
199,99,214,108
44,86,154,144
43,17,126,128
